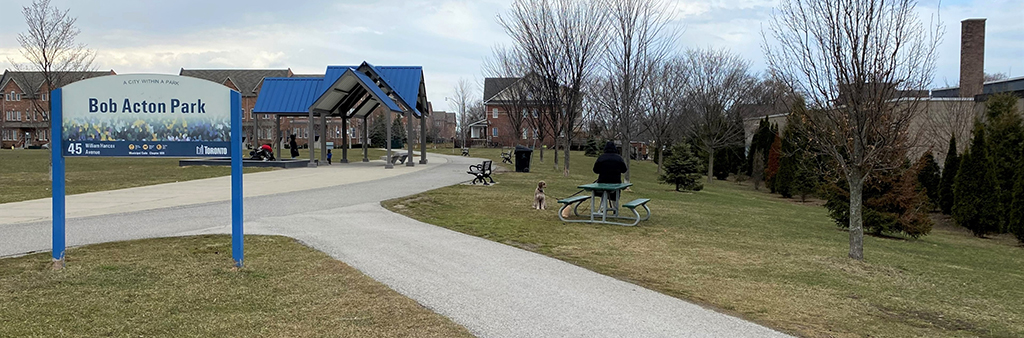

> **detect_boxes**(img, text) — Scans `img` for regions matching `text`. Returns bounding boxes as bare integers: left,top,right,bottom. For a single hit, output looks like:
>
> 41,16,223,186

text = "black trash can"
514,145,533,172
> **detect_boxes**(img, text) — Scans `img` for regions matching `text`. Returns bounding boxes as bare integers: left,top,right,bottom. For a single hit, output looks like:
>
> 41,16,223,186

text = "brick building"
1,70,116,148
428,110,457,143
481,77,557,148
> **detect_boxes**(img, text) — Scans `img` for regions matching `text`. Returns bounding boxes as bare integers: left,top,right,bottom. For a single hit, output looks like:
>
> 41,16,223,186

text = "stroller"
249,144,275,161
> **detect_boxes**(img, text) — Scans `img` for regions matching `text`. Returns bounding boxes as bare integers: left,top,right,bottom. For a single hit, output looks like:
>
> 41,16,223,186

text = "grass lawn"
386,149,1024,338
0,235,472,337
0,149,274,204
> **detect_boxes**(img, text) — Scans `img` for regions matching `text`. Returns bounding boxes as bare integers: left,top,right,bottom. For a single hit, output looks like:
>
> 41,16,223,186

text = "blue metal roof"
254,77,323,113
348,68,404,113
373,65,424,117
253,62,427,117
318,65,358,97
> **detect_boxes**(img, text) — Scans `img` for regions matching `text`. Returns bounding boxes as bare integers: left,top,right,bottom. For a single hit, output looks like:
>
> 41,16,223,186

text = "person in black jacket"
289,134,300,158
593,141,628,208
594,141,627,184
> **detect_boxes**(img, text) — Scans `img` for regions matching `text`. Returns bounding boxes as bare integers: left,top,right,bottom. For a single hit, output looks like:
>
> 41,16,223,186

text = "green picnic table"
557,182,651,226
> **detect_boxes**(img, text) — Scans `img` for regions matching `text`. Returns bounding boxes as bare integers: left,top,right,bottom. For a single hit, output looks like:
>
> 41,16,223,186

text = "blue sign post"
230,91,243,267
51,74,244,268
51,88,65,266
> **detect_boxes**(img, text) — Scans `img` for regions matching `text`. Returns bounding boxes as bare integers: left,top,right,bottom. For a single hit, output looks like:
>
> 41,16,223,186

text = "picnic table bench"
557,183,651,226
379,153,409,164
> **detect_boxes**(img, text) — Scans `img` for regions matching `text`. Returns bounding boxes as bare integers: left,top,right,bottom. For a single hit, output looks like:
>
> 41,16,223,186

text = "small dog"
534,181,547,210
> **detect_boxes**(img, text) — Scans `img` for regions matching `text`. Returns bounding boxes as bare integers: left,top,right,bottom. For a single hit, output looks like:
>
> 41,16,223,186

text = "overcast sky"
0,0,1020,111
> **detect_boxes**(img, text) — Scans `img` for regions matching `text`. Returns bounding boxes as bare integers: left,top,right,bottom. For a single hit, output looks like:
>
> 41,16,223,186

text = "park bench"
557,195,592,222
500,148,514,164
467,160,495,185
621,198,652,226
379,153,409,164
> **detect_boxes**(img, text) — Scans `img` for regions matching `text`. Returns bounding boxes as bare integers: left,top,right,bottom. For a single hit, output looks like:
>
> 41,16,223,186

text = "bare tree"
764,0,942,260
449,78,479,148
525,101,550,162
11,0,96,98
984,72,1008,83
9,0,96,178
641,56,688,174
499,0,608,176
603,0,676,182
681,47,756,184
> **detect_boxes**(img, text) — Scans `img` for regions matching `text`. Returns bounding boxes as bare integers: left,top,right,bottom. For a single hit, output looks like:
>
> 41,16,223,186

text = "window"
41,93,48,101
6,91,19,101
41,111,48,121
492,127,498,137
533,128,538,139
2,129,12,140
531,109,538,117
6,111,21,121
522,129,528,140
492,108,498,118
522,109,527,118
37,129,48,140
249,109,254,119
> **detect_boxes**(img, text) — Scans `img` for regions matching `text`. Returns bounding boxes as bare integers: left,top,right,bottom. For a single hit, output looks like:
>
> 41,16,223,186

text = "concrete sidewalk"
0,152,791,337
0,159,431,225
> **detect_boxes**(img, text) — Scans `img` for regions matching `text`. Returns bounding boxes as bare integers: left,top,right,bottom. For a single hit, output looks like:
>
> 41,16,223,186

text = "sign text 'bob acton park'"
88,98,209,114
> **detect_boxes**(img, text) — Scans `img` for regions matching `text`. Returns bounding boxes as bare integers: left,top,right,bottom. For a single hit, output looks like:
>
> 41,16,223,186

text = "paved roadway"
0,153,791,338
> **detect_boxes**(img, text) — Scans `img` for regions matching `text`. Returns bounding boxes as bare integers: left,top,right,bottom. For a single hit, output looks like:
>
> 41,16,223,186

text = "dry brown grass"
0,235,472,337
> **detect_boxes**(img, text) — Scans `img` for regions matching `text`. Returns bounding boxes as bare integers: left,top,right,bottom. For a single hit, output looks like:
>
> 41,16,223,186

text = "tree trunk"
623,137,631,183
553,136,559,171
707,148,715,183
564,135,571,177
848,172,865,260
538,142,544,163
656,142,664,175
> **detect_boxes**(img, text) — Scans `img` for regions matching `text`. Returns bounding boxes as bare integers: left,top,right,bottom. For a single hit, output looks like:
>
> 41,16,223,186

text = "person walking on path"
289,135,300,159
327,149,333,165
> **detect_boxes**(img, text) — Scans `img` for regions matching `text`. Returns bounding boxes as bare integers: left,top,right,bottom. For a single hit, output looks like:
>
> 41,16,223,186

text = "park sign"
60,74,232,157
51,74,245,269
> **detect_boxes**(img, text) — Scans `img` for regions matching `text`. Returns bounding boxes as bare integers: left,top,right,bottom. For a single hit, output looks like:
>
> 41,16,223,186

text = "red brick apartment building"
429,110,457,142
481,77,557,148
1,70,116,148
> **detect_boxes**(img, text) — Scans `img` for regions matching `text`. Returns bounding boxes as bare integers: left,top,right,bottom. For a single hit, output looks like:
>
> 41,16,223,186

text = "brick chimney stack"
959,18,986,98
